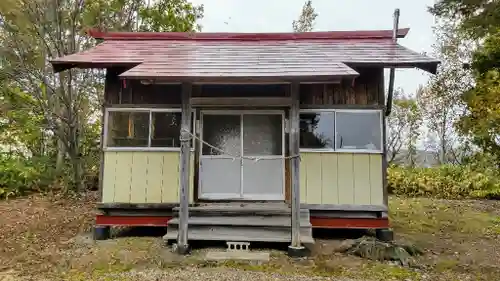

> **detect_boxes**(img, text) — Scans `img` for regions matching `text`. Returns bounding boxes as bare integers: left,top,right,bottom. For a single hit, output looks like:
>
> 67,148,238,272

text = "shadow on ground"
109,226,372,254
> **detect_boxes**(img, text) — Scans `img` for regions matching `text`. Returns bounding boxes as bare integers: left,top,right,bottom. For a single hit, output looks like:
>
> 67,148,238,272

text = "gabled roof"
51,28,440,82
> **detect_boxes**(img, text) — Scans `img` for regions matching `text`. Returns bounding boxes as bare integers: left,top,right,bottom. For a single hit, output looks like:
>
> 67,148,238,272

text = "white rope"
180,129,300,162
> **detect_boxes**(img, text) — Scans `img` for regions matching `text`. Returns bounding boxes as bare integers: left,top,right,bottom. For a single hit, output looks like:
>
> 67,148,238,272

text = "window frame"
103,107,195,152
299,108,383,154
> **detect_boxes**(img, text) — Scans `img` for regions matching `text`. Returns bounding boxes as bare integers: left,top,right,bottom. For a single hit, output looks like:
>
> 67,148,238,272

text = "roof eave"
117,73,360,84
347,61,441,75
50,61,139,73
86,28,410,41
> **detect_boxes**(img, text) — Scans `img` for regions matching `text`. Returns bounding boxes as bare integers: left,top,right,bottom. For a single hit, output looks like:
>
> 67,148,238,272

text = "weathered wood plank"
166,216,312,227
191,97,292,107
289,82,302,248
177,82,193,251
164,227,314,244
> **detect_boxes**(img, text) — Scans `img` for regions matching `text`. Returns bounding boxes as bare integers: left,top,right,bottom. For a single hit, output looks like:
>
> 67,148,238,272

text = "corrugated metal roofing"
50,29,440,79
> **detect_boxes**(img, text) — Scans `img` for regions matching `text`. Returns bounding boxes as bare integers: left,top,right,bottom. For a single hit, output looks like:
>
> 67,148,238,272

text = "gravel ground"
96,268,352,281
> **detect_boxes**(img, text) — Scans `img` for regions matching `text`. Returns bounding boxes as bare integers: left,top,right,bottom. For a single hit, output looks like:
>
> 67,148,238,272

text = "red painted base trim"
310,217,389,229
95,215,172,226
95,215,388,229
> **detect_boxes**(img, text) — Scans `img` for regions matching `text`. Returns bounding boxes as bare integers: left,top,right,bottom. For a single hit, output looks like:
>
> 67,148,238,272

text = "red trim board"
95,215,172,226
95,215,389,229
310,217,389,229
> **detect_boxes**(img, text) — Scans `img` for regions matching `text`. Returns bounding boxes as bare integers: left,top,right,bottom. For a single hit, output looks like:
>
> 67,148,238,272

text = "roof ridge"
87,28,410,41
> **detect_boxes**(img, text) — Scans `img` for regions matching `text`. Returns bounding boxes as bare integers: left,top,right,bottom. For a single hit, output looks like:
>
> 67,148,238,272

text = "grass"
0,194,499,280
390,197,500,237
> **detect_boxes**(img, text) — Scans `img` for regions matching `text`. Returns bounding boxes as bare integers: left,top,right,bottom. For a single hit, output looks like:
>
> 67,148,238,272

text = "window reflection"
335,111,381,150
299,112,335,149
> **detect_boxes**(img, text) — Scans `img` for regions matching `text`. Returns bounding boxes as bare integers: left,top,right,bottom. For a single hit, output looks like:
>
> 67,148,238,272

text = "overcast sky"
190,0,438,95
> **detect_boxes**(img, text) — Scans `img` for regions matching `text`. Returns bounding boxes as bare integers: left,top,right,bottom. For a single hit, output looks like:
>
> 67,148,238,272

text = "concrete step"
166,216,312,227
164,225,314,245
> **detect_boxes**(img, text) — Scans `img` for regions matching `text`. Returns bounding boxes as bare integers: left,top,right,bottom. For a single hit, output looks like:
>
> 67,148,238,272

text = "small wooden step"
174,205,310,216
166,216,312,227
167,203,315,245
164,226,315,245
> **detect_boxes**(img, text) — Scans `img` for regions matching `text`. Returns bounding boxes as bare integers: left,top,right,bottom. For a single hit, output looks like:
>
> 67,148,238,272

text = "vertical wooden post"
177,82,192,255
288,82,305,257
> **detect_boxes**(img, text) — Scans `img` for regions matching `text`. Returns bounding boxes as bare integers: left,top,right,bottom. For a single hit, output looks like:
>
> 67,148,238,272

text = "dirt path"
0,193,499,280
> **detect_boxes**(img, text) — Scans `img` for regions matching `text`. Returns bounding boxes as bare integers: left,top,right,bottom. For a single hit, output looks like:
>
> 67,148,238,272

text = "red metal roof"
51,29,440,79
87,28,410,41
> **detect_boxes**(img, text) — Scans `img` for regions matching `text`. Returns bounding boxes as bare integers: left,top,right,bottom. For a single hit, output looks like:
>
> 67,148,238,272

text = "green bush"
0,154,53,199
388,165,500,199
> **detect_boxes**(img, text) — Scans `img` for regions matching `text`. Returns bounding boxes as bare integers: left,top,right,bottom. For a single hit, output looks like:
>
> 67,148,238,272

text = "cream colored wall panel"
321,153,339,204
353,154,372,205
337,153,355,204
102,152,117,203
369,154,384,205
101,151,191,204
130,152,148,203
113,152,133,203
145,153,164,203
293,151,384,206
305,153,323,204
299,153,309,203
161,152,180,203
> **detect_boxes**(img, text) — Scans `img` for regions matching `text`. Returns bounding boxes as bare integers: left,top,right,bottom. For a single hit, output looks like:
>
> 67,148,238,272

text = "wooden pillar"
288,82,305,257
177,82,192,255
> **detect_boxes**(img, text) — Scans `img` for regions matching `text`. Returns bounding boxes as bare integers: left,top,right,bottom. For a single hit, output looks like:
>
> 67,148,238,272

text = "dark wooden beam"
191,97,292,107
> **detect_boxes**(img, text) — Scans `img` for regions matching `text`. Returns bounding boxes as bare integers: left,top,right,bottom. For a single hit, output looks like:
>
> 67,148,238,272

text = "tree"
419,22,472,164
430,1,500,163
429,0,500,39
387,89,422,164
0,0,203,191
405,99,423,167
458,61,500,161
293,0,318,32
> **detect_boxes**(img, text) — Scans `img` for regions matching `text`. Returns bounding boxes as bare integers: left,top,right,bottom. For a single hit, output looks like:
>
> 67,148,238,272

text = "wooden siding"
192,84,289,97
300,68,384,106
300,152,384,205
102,151,194,203
104,68,182,105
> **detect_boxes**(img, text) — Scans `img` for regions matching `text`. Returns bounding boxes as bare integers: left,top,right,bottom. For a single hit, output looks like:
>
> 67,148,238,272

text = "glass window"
107,111,149,147
105,109,193,149
335,111,382,151
151,112,182,147
243,114,283,156
202,114,241,156
300,112,335,150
